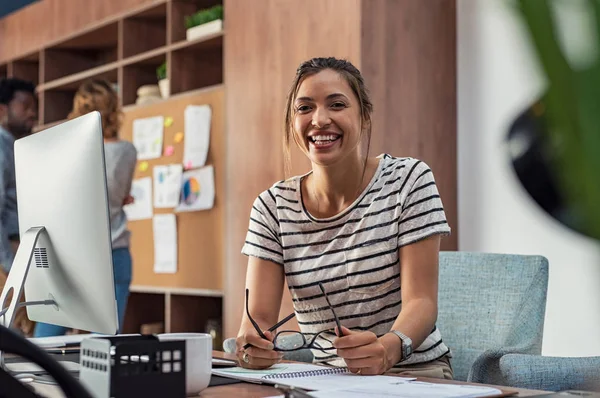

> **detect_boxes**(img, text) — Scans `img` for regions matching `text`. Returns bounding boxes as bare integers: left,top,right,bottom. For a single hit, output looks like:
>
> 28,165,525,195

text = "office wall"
457,0,600,356
0,0,153,62
224,0,457,339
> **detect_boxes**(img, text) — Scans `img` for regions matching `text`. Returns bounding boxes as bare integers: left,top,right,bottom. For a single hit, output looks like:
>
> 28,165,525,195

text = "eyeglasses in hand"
244,282,343,352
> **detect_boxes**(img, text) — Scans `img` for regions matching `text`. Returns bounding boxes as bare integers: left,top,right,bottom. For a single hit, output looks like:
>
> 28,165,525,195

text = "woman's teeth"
310,135,339,143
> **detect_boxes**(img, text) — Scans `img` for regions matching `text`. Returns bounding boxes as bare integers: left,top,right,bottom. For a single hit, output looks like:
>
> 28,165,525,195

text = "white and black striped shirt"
242,154,451,366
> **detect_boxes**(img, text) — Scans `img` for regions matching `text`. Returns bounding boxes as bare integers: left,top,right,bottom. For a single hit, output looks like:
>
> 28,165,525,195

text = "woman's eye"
331,102,346,109
296,105,311,112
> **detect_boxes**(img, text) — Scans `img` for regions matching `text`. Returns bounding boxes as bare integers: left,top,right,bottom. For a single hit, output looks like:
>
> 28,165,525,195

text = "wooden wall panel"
361,0,458,251
0,0,156,62
224,0,362,338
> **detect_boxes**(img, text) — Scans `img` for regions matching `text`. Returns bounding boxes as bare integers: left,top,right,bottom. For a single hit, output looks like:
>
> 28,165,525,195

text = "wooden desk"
29,351,550,397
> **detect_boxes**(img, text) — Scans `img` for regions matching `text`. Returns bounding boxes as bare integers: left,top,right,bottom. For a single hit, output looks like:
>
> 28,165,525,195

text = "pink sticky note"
164,145,174,156
184,160,193,170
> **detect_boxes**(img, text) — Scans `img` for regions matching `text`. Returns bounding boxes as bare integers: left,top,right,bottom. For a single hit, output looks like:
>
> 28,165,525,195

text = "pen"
274,384,313,398
46,347,80,355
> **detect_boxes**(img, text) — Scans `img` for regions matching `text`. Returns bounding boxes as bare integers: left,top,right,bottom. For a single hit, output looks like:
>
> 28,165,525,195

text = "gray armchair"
437,251,549,383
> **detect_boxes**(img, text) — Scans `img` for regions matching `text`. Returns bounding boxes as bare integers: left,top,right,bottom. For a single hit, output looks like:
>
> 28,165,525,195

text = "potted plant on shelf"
156,61,169,99
185,4,223,41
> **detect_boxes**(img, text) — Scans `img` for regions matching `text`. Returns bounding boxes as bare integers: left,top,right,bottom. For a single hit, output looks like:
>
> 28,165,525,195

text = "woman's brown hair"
283,57,374,177
68,79,122,139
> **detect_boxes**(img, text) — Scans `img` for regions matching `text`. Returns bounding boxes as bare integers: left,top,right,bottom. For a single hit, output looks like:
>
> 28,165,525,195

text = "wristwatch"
389,330,413,361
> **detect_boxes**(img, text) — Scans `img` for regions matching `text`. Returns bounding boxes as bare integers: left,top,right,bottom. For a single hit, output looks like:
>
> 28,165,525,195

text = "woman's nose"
312,108,331,128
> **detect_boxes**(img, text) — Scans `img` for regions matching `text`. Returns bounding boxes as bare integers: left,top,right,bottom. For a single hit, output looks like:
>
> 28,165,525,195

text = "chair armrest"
498,354,600,392
468,342,539,385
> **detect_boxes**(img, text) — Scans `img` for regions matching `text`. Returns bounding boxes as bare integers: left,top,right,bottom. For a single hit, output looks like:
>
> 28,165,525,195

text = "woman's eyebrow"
295,93,348,102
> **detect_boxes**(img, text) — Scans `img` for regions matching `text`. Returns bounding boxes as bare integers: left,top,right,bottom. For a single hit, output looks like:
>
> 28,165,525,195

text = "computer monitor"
0,111,118,335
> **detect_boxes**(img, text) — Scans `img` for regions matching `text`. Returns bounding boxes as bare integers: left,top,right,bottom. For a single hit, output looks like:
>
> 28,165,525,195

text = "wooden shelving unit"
0,0,226,343
0,0,224,129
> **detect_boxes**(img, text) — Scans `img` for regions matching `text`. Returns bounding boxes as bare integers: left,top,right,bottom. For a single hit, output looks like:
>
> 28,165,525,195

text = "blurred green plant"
184,4,223,29
516,0,600,241
156,62,167,81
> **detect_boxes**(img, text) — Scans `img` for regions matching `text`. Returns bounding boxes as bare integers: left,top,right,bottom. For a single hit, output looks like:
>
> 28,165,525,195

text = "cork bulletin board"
120,86,224,291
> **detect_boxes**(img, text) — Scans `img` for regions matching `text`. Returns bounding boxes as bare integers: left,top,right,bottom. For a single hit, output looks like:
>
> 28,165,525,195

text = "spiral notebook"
212,363,415,391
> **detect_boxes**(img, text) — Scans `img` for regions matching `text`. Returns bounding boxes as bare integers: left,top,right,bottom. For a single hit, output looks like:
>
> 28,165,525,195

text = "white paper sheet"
308,379,502,398
183,105,211,168
175,165,215,212
153,214,178,274
153,164,183,208
133,116,164,160
123,177,153,221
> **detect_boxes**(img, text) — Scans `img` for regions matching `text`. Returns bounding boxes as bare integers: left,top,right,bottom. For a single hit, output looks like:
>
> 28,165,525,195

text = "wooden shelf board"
168,31,224,53
130,285,223,297
127,2,167,19
122,46,168,67
122,84,223,112
14,51,39,63
52,22,119,50
38,62,119,91
121,0,169,20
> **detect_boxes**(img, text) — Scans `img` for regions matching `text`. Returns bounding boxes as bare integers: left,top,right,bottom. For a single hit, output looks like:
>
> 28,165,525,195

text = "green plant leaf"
184,4,223,29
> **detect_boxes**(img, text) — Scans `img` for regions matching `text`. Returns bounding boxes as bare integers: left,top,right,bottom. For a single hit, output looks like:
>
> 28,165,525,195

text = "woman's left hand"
333,326,397,375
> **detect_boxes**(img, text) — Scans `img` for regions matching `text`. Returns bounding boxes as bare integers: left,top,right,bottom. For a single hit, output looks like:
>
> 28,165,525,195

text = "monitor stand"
0,226,57,368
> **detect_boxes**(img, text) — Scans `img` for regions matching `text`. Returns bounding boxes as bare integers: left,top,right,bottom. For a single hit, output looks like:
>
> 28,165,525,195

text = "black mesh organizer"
79,334,186,398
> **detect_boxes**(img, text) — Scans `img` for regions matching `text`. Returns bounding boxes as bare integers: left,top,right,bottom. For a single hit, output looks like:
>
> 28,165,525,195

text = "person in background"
34,79,137,337
236,57,453,379
0,78,37,336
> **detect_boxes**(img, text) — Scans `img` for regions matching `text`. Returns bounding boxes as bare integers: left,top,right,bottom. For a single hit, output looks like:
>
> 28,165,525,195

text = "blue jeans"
33,248,132,337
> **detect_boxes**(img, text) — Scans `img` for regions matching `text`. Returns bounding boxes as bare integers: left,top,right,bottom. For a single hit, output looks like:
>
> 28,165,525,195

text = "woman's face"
293,69,363,166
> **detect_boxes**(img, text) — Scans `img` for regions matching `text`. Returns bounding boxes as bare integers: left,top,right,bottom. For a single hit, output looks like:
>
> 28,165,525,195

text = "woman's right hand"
235,329,283,369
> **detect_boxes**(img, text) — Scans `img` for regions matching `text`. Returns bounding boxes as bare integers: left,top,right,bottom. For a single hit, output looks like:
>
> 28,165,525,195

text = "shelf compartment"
0,64,6,79
42,67,117,124
170,0,223,44
122,291,166,334
169,33,223,95
121,52,166,106
43,22,119,82
39,63,118,91
170,294,222,348
8,51,40,85
122,2,167,58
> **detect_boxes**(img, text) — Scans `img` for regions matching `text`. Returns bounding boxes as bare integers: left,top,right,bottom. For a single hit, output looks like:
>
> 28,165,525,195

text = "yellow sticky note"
138,161,149,172
174,131,184,143
164,116,174,127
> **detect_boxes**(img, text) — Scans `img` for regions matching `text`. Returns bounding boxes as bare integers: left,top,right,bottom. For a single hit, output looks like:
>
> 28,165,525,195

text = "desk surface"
28,351,550,397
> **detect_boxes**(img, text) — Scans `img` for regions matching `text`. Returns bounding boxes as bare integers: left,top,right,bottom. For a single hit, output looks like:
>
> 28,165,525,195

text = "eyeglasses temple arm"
318,283,343,337
269,312,296,332
245,288,268,340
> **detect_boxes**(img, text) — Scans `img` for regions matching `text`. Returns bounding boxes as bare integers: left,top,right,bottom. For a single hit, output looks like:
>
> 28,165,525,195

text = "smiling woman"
235,57,453,380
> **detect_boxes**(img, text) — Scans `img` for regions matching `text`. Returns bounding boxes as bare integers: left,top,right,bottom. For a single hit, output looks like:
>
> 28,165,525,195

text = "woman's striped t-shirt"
242,154,452,366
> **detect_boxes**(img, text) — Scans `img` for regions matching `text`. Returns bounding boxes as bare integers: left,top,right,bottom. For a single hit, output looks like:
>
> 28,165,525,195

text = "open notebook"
213,364,507,397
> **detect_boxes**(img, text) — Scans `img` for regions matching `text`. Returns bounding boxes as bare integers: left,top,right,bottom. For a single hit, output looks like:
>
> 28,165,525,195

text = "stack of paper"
213,363,503,398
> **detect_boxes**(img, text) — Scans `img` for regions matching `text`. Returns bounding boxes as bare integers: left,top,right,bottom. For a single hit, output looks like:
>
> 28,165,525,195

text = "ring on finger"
242,352,250,364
